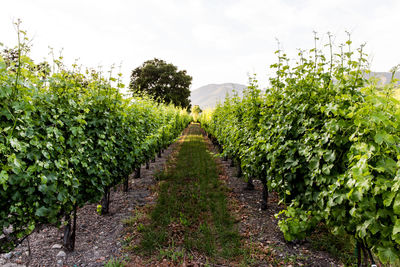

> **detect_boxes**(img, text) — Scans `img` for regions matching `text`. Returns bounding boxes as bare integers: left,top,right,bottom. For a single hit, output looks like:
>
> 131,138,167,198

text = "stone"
51,244,63,249
3,263,26,267
14,251,22,256
3,226,13,235
93,250,100,258
3,252,13,259
57,259,63,266
56,250,66,258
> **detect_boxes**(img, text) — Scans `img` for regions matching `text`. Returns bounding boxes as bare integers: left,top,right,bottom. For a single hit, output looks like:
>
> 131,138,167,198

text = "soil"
1,126,343,266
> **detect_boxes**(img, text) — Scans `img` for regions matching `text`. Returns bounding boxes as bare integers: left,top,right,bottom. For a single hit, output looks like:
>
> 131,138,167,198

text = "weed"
309,226,356,265
121,209,144,227
104,257,125,267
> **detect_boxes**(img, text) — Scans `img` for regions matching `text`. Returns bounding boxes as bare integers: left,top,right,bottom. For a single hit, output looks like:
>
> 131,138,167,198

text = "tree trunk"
230,159,235,167
261,178,268,210
101,187,111,214
244,177,255,190
361,242,369,267
356,241,362,267
123,176,129,192
134,167,141,178
367,246,376,266
63,205,77,251
237,165,242,177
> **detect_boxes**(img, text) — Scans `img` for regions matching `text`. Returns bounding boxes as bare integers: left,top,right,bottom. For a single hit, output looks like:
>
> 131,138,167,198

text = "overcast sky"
2,0,400,91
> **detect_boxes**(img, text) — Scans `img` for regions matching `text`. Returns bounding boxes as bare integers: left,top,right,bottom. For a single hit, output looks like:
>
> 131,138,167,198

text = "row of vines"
0,28,191,252
200,35,400,265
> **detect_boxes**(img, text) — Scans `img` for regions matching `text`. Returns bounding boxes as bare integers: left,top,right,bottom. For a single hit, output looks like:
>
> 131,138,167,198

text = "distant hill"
367,72,400,85
190,72,400,109
190,83,247,109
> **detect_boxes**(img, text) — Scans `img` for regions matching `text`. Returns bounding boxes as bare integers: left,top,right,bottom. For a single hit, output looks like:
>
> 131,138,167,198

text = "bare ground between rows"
203,131,343,267
123,126,343,267
0,130,186,267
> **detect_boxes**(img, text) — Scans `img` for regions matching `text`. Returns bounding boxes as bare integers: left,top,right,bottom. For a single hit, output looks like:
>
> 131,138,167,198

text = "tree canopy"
191,105,202,122
129,58,192,109
191,105,202,113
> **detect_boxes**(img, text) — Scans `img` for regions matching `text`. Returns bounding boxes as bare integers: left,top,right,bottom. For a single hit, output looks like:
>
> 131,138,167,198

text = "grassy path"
129,123,244,265
122,123,345,266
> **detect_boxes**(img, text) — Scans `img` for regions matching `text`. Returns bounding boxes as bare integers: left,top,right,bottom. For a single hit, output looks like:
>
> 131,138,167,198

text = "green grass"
136,123,243,262
104,257,126,267
308,224,356,265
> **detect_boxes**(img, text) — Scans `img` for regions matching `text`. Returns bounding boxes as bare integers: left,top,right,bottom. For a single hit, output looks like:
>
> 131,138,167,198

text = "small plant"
179,212,190,227
309,226,356,265
96,205,102,215
154,170,169,181
159,246,188,263
137,223,145,232
104,257,125,267
122,209,144,227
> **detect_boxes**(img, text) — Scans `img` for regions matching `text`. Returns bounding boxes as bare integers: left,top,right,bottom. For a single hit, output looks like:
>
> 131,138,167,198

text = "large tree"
129,58,192,109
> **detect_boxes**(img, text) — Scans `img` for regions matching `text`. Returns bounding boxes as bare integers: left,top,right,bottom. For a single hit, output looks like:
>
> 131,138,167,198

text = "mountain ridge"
190,83,247,109
191,72,399,109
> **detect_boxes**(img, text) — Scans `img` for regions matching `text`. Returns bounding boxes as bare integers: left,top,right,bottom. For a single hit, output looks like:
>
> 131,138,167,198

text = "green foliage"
0,26,191,252
192,105,202,114
96,205,102,215
200,33,400,264
104,257,126,267
129,58,192,109
191,105,202,122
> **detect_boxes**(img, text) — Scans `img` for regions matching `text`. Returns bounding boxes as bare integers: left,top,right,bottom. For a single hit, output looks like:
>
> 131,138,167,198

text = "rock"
0,258,6,265
14,251,22,256
51,244,63,249
3,226,13,235
3,252,13,259
2,263,25,267
56,259,63,266
56,250,66,258
93,250,100,258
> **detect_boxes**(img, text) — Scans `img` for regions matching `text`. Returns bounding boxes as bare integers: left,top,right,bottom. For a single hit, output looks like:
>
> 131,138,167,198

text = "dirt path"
122,124,343,266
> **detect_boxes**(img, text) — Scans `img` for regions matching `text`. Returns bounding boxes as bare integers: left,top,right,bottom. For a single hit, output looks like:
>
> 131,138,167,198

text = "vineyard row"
0,36,192,252
200,38,400,265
